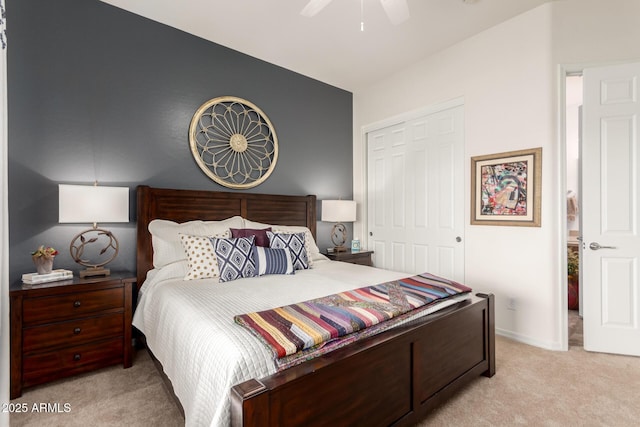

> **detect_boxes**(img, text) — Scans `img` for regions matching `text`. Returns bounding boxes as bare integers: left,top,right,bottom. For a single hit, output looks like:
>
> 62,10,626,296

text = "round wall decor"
188,96,278,189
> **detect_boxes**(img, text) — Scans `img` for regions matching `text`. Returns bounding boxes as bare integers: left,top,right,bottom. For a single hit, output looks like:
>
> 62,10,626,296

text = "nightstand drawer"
23,287,124,324
348,256,373,266
22,337,124,387
23,312,123,353
324,250,374,266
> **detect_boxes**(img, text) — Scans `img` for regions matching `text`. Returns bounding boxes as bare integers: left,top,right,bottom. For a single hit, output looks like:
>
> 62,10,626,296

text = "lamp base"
69,227,119,279
79,267,111,278
330,223,348,251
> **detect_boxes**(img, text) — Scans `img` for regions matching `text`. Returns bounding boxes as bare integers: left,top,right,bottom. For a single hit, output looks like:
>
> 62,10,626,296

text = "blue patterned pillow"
267,231,309,270
213,236,256,282
253,247,295,276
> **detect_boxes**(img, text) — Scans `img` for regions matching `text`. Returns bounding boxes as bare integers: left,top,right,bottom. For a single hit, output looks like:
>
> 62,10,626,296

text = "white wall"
1,0,9,421
353,0,640,350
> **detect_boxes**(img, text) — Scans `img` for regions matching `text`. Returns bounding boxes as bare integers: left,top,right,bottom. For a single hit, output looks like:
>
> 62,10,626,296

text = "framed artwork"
188,96,278,189
471,147,542,227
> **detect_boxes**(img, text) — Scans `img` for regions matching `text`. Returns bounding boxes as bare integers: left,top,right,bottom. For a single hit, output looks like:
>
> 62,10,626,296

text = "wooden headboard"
136,186,317,286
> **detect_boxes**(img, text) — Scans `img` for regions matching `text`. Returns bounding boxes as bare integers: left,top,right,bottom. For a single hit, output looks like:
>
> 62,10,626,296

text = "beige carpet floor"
11,334,640,427
568,309,584,347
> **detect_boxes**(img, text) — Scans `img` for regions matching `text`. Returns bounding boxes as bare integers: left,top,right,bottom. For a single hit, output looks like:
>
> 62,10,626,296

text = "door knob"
589,242,616,250
456,236,462,242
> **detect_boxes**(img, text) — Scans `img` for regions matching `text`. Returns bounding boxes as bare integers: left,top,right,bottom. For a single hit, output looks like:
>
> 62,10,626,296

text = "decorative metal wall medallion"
188,96,278,189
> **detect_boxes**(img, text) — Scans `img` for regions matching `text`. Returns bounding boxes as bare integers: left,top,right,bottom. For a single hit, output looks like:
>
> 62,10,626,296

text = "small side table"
10,272,135,398
324,250,374,267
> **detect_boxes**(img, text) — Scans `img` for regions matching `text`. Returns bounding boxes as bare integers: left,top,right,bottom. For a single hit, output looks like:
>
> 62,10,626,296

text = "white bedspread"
133,258,467,426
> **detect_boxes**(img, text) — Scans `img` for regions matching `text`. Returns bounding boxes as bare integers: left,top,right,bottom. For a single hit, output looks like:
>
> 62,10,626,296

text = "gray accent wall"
7,0,353,282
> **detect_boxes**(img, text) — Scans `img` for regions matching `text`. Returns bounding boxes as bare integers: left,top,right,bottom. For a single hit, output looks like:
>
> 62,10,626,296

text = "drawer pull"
73,353,81,361
73,327,82,335
73,300,82,308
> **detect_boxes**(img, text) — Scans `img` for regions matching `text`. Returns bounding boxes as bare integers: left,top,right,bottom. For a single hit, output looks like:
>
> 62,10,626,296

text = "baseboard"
496,328,564,351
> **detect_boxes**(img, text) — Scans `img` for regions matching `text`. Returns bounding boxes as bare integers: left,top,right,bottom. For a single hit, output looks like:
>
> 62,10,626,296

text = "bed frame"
136,185,495,427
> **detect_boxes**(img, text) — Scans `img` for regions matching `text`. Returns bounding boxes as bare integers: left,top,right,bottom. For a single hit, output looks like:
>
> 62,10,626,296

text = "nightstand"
324,250,374,266
10,273,135,399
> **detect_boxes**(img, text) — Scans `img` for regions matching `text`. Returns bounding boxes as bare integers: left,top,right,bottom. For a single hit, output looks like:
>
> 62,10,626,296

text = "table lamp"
58,183,129,278
321,199,356,252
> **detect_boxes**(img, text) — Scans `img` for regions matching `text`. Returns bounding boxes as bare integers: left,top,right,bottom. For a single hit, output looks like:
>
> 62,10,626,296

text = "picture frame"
470,147,542,227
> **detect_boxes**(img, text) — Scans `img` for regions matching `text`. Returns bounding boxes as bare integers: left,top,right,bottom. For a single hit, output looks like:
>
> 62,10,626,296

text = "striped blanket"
234,272,471,363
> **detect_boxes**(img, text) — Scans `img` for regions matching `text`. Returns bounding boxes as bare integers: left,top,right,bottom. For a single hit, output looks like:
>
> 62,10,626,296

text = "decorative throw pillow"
230,227,272,247
244,220,318,266
179,233,229,280
267,231,309,270
253,246,294,276
213,236,257,282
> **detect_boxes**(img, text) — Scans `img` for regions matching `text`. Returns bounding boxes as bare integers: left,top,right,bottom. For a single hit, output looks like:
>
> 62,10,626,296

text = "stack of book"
22,269,73,285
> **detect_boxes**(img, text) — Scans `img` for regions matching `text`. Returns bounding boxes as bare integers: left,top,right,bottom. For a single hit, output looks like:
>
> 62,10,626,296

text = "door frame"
357,96,464,268
558,64,580,352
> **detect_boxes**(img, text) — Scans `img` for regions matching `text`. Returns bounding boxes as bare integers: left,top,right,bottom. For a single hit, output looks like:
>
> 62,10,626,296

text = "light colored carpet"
10,335,640,426
568,309,583,347
417,335,640,427
9,350,183,427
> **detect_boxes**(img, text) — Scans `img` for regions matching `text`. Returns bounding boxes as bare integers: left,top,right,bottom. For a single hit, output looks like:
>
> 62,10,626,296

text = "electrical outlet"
507,297,517,311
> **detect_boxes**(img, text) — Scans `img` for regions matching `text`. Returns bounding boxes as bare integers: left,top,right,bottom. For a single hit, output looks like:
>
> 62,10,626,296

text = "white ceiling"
101,0,554,92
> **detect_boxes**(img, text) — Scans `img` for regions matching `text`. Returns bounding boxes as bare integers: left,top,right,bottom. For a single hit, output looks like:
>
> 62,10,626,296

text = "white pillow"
148,216,244,268
139,261,189,294
243,219,320,265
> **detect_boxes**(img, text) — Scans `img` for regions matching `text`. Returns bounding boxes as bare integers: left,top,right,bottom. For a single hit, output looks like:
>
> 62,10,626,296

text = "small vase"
33,256,54,275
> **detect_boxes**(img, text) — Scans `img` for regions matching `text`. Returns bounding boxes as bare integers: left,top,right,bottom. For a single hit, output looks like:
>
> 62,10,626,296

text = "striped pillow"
253,247,294,276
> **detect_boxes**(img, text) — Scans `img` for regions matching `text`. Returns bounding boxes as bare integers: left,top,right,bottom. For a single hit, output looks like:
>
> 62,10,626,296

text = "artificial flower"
31,245,59,259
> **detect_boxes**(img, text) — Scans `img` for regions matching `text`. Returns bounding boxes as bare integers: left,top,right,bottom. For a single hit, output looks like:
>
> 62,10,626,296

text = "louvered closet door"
367,105,464,281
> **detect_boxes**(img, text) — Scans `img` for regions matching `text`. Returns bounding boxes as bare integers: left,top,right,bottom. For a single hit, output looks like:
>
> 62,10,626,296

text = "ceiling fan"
301,0,410,26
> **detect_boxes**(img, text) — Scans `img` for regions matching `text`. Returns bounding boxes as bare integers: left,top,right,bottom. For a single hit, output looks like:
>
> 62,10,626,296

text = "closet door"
367,105,464,281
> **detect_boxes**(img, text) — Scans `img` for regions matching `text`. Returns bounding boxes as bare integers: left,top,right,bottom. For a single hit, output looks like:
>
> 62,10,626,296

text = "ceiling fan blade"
379,0,410,25
301,0,334,17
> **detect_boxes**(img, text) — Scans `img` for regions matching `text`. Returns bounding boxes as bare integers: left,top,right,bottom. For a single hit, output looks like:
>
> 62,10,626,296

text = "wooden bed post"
230,379,269,427
136,185,152,287
478,293,496,377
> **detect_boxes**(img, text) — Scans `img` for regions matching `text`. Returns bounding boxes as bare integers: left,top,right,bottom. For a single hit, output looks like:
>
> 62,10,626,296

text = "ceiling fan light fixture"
301,0,410,26
380,0,410,25
301,0,333,17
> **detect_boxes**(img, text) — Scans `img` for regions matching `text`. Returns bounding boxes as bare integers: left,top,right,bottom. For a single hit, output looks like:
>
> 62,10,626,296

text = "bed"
134,185,495,427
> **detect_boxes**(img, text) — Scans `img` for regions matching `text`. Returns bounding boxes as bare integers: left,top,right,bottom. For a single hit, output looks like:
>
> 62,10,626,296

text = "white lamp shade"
321,200,356,222
59,184,129,224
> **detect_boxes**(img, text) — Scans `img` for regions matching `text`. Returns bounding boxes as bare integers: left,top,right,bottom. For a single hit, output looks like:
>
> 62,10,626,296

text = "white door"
367,105,464,281
582,61,640,356
367,121,409,271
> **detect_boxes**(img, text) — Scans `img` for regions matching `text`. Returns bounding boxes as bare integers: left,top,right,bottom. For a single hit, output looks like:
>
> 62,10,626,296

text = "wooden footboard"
231,293,495,427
